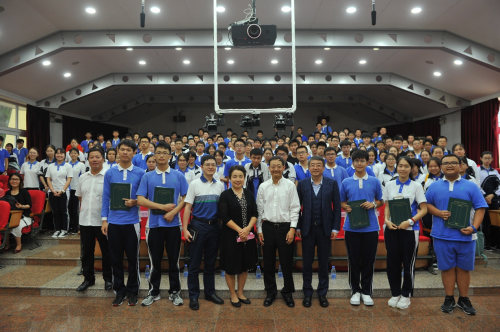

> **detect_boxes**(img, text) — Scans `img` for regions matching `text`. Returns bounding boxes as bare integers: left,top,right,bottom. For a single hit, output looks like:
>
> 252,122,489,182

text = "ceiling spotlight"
274,47,281,50
139,60,146,65
126,48,133,51
346,7,356,13
63,73,71,77
359,60,367,64
42,61,51,66
85,7,96,14
454,60,463,65
175,47,182,50
434,71,442,76
183,60,190,64
373,48,379,50
315,60,323,64
411,7,422,14
216,6,225,12
227,60,234,64
282,6,291,12
324,48,331,50
150,7,160,13
225,47,231,50
271,60,278,64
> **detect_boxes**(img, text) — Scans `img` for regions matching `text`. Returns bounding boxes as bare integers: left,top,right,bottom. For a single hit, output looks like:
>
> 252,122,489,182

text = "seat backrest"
28,190,46,214
0,201,11,229
0,175,8,187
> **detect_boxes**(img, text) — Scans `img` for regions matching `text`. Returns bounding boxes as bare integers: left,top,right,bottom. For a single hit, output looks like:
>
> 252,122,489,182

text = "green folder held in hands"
110,183,132,211
348,199,370,229
446,197,472,229
388,198,412,226
152,187,175,215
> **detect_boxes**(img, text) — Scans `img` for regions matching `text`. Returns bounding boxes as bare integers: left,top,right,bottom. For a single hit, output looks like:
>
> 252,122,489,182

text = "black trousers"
482,199,499,248
344,231,379,296
107,223,141,296
68,190,79,232
302,225,331,297
262,221,295,298
48,192,68,231
146,226,182,296
80,225,112,283
187,219,221,299
384,228,419,298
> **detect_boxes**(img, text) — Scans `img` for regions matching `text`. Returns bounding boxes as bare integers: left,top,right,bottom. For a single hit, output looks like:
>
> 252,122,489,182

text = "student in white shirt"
68,148,86,234
452,144,480,185
38,144,57,192
75,147,112,292
411,159,426,187
383,156,427,310
378,153,398,187
20,147,42,190
373,150,387,179
46,148,73,238
275,146,296,183
420,150,431,174
104,148,118,170
214,150,226,179
65,139,86,162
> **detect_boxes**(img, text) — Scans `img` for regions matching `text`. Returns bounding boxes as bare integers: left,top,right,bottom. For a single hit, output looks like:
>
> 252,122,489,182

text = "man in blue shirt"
294,145,311,185
132,136,152,170
222,139,250,185
320,117,332,135
136,142,189,307
13,138,28,167
340,150,383,307
111,130,121,148
323,147,348,185
426,154,487,315
0,136,9,175
183,155,225,310
194,141,207,166
336,140,352,169
80,131,93,153
296,127,308,143
224,128,233,145
101,139,145,307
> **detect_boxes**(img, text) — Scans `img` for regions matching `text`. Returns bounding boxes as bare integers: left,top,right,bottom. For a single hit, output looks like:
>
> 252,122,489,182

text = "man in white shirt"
75,147,112,292
257,156,301,308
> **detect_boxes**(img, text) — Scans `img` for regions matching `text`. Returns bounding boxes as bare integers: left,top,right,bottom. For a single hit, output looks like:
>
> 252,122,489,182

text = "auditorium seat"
27,190,50,250
0,202,23,251
0,175,8,188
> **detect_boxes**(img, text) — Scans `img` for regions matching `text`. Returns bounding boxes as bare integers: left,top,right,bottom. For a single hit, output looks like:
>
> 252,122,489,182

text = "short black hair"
289,139,299,146
140,136,151,143
234,139,245,146
317,142,327,149
339,140,351,148
196,141,205,147
351,149,369,161
218,142,227,148
229,165,246,178
393,135,403,142
324,147,337,155
437,136,448,142
482,151,493,158
269,156,285,166
361,133,371,139
308,156,325,167
117,139,137,152
16,138,24,144
424,138,434,145
250,148,263,157
201,154,216,165
442,154,460,163
276,145,289,154
155,141,171,154
88,147,105,159
296,145,308,153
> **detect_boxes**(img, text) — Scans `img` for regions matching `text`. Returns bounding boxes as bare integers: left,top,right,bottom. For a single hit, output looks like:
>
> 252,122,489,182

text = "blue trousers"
187,219,221,299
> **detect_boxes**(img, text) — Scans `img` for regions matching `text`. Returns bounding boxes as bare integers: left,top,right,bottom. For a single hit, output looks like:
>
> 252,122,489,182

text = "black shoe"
104,281,113,290
284,296,295,308
76,280,94,292
263,295,276,307
238,297,251,305
457,297,477,315
319,295,329,308
302,296,312,307
231,299,241,308
128,292,138,306
441,295,456,313
112,293,127,307
205,293,224,305
189,298,199,310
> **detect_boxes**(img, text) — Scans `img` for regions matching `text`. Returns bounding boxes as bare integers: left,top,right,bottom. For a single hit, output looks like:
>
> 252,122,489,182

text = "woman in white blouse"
20,147,42,190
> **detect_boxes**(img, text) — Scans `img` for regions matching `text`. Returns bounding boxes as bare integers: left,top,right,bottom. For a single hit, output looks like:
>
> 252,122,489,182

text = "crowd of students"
0,118,498,316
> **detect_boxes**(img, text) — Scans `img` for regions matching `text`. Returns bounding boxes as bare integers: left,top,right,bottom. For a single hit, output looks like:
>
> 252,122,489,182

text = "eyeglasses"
155,152,170,156
442,161,459,166
297,151,307,155
386,158,396,162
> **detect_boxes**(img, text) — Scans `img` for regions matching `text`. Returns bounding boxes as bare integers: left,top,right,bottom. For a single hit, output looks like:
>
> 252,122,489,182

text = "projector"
230,24,277,47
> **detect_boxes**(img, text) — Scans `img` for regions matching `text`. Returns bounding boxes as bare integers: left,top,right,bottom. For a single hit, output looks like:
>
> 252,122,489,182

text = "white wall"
49,121,63,148
440,110,462,147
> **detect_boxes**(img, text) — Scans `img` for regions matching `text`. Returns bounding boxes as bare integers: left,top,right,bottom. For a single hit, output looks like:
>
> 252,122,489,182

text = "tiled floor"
0,295,499,331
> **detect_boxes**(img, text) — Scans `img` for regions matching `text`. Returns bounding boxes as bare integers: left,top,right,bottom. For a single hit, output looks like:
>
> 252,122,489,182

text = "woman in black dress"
219,165,258,307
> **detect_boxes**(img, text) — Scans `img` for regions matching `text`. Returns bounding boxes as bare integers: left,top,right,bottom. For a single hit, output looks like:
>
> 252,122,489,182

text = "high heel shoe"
13,248,22,254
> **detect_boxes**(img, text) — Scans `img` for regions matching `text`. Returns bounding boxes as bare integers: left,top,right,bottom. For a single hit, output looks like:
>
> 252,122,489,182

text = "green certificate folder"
348,199,370,229
446,197,472,229
152,187,175,215
110,183,131,211
388,198,412,226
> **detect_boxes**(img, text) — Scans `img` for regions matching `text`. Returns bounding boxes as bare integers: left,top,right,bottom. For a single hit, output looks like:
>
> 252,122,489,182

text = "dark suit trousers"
80,225,112,283
483,199,499,247
262,222,295,298
302,225,331,296
344,231,379,296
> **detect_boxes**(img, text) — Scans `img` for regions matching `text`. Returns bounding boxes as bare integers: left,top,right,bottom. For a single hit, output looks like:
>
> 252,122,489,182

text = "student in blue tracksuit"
101,139,145,307
340,150,383,307
132,136,153,170
336,140,352,169
294,145,311,184
223,139,250,185
13,139,29,167
323,147,348,185
346,149,376,177
136,141,189,307
111,130,121,148
194,141,207,166
425,154,487,315
80,132,93,153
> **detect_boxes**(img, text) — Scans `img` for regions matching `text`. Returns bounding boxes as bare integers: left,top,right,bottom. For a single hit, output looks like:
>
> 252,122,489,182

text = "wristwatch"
408,218,415,226
372,201,377,208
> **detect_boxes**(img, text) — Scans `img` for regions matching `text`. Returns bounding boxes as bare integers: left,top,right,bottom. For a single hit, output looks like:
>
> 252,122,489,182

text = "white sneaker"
58,230,68,238
397,296,411,309
350,292,361,306
362,294,374,306
169,291,184,306
52,231,61,238
388,296,401,307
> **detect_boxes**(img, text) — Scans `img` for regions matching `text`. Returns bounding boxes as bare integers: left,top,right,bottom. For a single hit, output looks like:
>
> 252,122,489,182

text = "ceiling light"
139,60,146,65
227,60,234,64
175,47,182,50
42,61,51,66
282,6,291,12
324,48,331,50
150,7,160,13
64,73,71,77
271,60,278,64
359,60,367,64
183,60,190,64
216,6,225,12
85,7,96,14
225,47,231,50
411,7,422,14
373,48,379,50
274,47,281,50
315,60,323,64
126,48,133,51
454,60,463,65
434,71,441,76
346,7,356,13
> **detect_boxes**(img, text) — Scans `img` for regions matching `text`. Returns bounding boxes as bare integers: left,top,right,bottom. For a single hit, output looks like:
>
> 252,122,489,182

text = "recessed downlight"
324,47,331,50
411,7,422,14
42,61,51,66
183,60,191,64
315,60,323,64
150,7,160,13
434,71,441,76
126,48,133,51
373,48,379,50
86,7,96,14
139,60,146,65
216,6,225,12
359,60,367,64
282,6,291,12
454,60,463,65
346,7,356,13
271,59,278,64
274,47,281,50
64,73,71,77
225,47,231,50
175,47,182,50
227,60,234,64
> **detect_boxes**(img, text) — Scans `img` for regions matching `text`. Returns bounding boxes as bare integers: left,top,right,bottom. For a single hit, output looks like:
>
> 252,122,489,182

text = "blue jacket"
296,176,341,238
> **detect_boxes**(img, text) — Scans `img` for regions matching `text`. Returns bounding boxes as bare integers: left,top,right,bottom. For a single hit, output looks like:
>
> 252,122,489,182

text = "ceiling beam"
36,72,469,110
1,30,499,77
